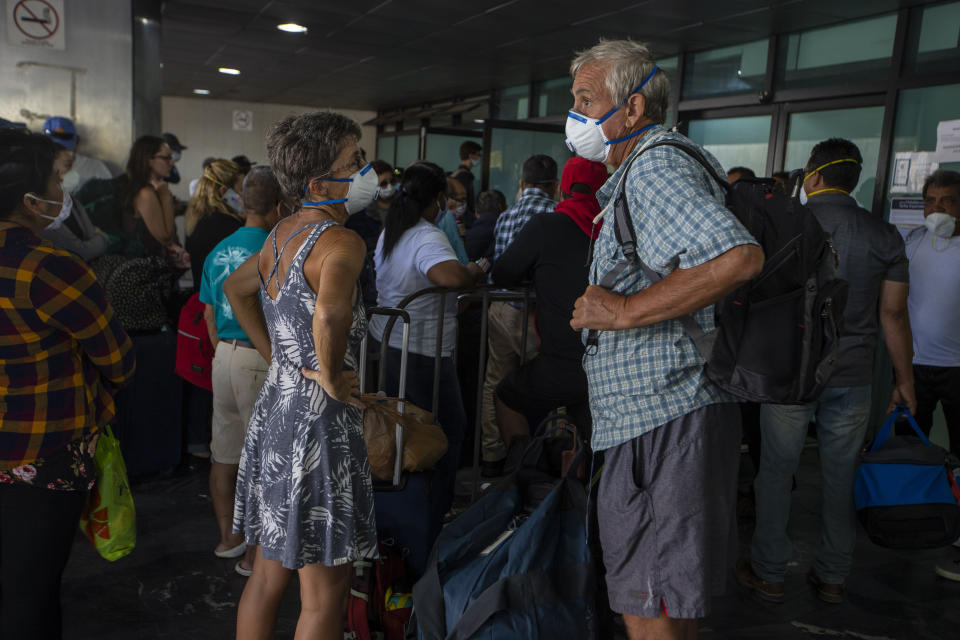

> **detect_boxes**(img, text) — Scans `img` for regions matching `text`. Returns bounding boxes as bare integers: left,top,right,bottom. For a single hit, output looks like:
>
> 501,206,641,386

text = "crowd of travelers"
1,37,959,640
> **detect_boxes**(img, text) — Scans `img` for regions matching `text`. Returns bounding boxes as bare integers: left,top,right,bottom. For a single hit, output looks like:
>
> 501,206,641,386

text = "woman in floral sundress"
224,112,379,639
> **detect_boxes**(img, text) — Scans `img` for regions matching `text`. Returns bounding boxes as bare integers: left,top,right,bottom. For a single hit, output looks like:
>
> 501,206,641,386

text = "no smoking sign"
6,0,65,50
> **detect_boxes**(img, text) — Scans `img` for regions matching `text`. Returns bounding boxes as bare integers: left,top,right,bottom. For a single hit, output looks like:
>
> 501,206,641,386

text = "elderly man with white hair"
568,40,764,640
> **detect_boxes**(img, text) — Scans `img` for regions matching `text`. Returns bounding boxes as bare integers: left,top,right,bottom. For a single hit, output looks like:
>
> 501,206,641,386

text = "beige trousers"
480,301,539,462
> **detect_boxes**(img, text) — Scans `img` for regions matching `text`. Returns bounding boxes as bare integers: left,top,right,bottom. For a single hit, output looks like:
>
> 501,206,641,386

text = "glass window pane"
395,134,420,169
682,39,768,100
776,14,897,89
687,115,771,177
377,136,396,166
424,133,483,176
886,83,960,196
498,85,531,120
784,106,885,210
536,77,573,118
459,101,490,125
488,127,570,206
905,1,960,75
429,114,455,127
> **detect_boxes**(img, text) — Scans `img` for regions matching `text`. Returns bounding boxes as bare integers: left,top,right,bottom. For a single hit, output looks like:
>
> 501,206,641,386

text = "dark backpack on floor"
599,139,848,404
411,426,596,640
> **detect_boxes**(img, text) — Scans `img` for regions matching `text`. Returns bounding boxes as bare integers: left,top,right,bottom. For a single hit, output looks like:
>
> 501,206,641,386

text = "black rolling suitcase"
112,331,183,477
362,308,444,577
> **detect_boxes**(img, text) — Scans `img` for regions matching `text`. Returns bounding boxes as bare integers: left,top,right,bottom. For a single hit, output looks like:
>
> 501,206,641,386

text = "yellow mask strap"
806,187,850,197
803,158,860,184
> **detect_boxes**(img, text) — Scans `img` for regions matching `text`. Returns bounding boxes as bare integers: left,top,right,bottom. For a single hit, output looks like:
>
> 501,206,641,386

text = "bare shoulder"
305,224,365,274
314,225,365,259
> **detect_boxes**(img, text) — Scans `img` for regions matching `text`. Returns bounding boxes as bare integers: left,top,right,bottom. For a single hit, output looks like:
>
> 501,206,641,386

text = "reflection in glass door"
783,106,885,210
486,124,571,206
424,131,483,176
687,115,772,177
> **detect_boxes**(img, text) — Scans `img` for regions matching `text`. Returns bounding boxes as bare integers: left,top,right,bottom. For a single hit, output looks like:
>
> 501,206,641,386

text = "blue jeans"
751,385,872,584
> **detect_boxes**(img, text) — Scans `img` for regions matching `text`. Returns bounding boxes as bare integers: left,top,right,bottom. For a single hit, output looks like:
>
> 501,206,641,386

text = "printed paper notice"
889,197,925,239
936,119,960,163
890,151,938,194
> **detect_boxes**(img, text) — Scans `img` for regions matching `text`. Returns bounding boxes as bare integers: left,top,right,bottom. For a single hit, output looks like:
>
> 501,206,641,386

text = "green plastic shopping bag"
78,425,136,561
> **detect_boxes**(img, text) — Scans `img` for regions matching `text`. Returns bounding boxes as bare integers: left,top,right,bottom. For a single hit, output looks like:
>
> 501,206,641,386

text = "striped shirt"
1,226,135,471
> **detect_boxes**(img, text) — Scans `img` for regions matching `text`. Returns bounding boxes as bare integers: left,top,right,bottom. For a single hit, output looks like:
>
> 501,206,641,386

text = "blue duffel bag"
411,427,596,640
854,405,960,549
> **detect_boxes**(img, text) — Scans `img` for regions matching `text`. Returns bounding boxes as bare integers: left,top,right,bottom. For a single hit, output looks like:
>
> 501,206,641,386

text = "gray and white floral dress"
233,219,378,569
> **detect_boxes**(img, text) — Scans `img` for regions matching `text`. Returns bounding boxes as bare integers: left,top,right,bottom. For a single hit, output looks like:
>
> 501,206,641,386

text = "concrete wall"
161,97,376,201
0,0,133,172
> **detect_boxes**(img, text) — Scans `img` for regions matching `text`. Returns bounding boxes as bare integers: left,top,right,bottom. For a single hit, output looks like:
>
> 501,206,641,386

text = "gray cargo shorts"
597,402,741,619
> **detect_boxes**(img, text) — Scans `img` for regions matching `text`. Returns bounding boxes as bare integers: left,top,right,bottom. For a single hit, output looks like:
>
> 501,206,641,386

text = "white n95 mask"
924,212,957,239
565,65,660,163
303,163,380,214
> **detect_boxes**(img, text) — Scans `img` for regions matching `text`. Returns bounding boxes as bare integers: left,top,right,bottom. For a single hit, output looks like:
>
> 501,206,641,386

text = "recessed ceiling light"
193,89,210,95
277,23,308,33
218,67,241,76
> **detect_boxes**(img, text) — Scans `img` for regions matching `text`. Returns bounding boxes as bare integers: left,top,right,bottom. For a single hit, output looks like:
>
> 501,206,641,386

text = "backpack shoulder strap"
602,138,723,359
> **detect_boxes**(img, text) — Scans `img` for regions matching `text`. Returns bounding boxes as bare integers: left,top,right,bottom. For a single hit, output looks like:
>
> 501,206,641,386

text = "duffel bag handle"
870,404,931,452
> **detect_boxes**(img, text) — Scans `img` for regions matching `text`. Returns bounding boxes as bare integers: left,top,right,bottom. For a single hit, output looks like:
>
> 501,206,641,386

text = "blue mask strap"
605,122,658,147
302,197,348,207
595,65,660,126
301,176,354,197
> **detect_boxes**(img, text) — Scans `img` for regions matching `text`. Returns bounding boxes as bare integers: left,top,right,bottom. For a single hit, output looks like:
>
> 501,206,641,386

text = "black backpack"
599,139,848,404
75,176,124,236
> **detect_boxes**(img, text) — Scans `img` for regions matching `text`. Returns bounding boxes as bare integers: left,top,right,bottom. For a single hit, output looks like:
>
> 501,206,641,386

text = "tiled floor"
60,447,960,639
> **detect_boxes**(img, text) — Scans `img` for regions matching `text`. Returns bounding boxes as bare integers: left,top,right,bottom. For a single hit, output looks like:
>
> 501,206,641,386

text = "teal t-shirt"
435,210,469,264
198,226,269,340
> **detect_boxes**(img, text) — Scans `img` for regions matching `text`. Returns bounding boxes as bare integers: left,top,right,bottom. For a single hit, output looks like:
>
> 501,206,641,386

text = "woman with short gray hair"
224,111,381,639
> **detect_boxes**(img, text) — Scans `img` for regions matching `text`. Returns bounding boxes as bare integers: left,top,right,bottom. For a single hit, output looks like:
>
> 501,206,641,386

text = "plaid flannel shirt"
1,227,135,471
492,187,557,262
584,126,758,451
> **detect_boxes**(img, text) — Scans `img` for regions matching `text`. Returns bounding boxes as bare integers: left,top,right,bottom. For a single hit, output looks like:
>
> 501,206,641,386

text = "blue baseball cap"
42,116,78,150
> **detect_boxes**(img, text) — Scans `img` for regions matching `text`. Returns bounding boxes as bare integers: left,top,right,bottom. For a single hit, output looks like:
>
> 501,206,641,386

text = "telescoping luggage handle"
360,307,411,487
870,404,932,452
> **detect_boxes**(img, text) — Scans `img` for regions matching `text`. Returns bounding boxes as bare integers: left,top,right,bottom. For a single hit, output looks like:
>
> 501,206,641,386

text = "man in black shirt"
490,157,608,448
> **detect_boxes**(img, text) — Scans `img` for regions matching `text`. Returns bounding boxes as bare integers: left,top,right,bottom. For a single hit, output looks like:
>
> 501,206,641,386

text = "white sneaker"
935,558,960,582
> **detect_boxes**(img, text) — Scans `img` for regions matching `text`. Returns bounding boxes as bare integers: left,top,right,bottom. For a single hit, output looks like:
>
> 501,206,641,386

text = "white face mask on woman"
379,183,397,200
222,188,243,214
26,192,73,230
924,212,957,239
304,163,380,214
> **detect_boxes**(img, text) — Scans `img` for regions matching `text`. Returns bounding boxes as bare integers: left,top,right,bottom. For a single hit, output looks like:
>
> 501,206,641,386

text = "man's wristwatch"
474,257,491,273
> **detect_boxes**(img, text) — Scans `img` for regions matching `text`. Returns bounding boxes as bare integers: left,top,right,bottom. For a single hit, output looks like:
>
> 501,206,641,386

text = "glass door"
484,121,570,205
423,129,483,177
686,114,774,177
782,104,885,210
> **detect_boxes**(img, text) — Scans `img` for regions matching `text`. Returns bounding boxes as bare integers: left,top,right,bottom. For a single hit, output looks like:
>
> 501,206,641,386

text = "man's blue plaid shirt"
492,187,557,262
584,126,758,451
